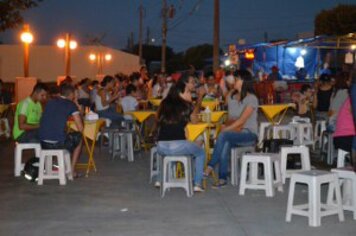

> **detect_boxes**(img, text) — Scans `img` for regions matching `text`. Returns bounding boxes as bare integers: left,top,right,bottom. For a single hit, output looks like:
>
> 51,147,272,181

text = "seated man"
39,83,83,177
13,83,48,143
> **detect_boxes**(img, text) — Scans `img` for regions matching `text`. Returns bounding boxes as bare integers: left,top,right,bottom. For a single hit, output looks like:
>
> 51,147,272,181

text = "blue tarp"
237,40,319,78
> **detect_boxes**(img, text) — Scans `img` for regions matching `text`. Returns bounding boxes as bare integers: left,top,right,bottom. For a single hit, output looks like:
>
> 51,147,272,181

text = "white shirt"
121,95,138,119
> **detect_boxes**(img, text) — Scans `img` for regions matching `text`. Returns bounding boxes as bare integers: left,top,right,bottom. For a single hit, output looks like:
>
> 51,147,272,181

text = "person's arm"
190,88,205,123
100,90,119,107
312,83,319,109
223,105,254,132
72,112,84,132
18,115,39,130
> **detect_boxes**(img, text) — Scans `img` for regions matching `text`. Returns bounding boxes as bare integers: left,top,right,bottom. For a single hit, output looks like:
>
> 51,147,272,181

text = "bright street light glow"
301,49,307,56
105,54,112,61
69,40,77,50
288,48,297,54
351,45,356,50
21,32,33,44
224,59,231,66
57,39,66,48
89,54,96,61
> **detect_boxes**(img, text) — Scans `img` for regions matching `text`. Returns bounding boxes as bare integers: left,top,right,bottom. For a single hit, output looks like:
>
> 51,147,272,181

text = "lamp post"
89,52,112,76
20,24,34,78
57,33,78,77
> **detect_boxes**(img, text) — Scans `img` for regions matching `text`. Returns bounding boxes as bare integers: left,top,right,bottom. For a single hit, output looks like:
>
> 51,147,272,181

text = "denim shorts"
41,132,82,153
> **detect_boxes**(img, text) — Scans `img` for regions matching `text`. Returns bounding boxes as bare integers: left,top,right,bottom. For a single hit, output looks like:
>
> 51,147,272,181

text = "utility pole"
161,0,168,73
138,1,144,65
130,32,134,52
213,0,220,72
146,26,150,45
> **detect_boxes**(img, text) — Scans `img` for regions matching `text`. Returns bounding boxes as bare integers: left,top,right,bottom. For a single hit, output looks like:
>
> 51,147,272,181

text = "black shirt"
157,98,193,141
317,88,333,112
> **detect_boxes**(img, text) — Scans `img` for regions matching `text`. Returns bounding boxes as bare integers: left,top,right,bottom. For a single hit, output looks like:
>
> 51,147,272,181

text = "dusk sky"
0,0,354,52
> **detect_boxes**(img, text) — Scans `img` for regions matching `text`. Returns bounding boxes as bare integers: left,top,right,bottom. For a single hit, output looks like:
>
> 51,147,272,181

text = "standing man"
39,83,83,177
13,83,48,143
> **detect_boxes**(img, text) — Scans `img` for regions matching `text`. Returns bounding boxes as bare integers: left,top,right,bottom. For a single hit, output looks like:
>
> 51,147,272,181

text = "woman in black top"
313,73,333,120
156,74,206,192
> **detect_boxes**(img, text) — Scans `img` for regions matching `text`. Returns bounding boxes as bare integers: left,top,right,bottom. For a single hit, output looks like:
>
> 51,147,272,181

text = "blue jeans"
157,140,206,186
98,107,125,128
208,130,257,180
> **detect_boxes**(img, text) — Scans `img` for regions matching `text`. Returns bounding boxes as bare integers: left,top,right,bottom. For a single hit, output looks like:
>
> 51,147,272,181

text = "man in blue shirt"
39,83,83,177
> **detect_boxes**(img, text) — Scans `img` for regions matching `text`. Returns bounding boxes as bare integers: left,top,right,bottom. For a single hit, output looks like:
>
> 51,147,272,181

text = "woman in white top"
95,76,125,127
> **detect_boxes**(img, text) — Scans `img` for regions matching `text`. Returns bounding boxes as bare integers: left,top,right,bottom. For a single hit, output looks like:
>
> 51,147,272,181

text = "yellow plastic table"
125,111,156,150
125,111,156,123
148,99,162,107
68,119,105,177
201,100,219,111
259,103,295,125
186,123,208,142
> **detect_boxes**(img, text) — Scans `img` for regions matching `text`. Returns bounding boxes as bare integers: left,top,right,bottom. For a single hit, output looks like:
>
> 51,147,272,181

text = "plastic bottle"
204,106,211,123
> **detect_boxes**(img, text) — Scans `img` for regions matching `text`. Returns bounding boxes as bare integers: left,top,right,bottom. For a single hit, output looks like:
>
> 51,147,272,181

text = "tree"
0,0,43,32
315,4,356,35
183,44,222,70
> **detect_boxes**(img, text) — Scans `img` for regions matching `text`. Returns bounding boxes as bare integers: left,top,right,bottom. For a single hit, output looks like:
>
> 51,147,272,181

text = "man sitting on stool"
13,83,48,143
39,83,83,177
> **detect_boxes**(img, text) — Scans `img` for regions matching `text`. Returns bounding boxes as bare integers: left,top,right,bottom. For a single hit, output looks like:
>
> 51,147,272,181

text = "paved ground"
0,139,355,236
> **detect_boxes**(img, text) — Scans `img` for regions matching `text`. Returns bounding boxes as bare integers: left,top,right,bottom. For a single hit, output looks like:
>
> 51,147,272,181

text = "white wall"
0,45,140,82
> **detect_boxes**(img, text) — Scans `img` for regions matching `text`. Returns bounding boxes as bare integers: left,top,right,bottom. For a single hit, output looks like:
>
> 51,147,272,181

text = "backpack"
23,157,39,182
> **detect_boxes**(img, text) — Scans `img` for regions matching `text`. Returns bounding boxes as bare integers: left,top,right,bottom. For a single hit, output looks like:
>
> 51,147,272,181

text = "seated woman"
205,70,258,187
95,75,124,127
156,74,206,192
313,73,333,121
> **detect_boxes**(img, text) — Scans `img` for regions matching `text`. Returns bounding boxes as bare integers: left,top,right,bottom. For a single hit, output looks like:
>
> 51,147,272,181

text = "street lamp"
20,24,34,77
56,33,78,77
88,52,112,76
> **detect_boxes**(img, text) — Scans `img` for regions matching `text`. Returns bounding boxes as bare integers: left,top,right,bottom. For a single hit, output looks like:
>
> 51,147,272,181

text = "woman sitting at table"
95,75,125,127
156,73,206,192
204,70,258,188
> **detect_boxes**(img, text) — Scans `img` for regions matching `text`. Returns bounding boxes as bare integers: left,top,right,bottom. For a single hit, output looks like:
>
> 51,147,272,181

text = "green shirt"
13,97,42,140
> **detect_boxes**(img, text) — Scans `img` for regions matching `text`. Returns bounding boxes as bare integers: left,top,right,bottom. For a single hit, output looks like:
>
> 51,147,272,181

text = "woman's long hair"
238,70,255,101
157,73,192,124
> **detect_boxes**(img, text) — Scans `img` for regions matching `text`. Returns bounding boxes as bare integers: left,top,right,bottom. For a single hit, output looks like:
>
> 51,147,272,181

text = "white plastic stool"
280,145,311,184
337,149,349,168
38,149,73,185
161,155,193,198
149,146,162,183
258,122,271,148
239,153,283,197
314,120,326,149
269,125,294,140
320,130,335,165
331,168,356,220
295,123,314,146
292,116,311,123
286,170,344,227
14,143,41,177
112,130,134,162
230,146,255,186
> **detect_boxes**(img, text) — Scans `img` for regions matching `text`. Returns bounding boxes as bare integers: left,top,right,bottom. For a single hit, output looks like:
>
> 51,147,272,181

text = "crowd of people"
1,64,355,188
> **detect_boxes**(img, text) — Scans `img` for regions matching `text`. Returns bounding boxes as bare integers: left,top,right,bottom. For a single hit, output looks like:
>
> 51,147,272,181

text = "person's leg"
215,131,257,181
17,129,39,143
207,131,257,180
64,132,83,176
